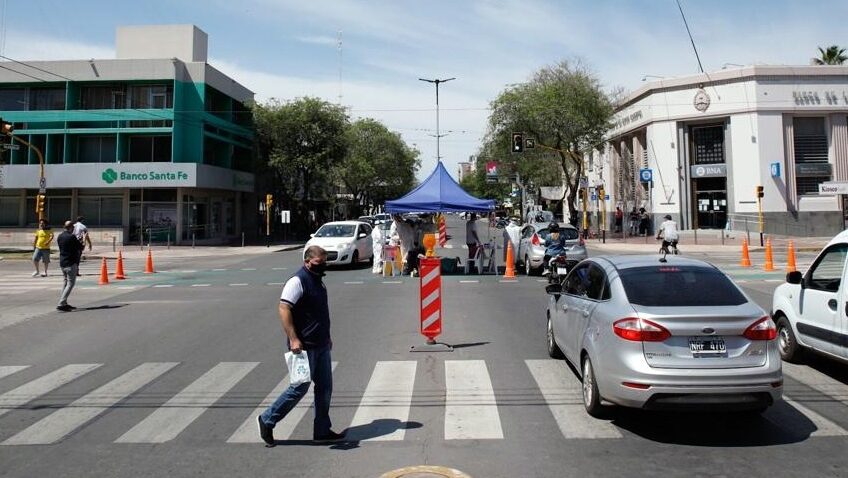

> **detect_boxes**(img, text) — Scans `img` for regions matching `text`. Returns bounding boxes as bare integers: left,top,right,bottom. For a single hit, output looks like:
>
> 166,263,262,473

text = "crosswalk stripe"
444,360,503,440
227,362,338,443
783,362,848,404
0,366,29,381
2,363,178,445
347,361,417,441
765,397,848,437
0,364,102,418
525,360,622,439
115,362,258,443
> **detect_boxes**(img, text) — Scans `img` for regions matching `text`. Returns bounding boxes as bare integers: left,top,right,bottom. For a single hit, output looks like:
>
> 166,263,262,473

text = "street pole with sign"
756,185,764,246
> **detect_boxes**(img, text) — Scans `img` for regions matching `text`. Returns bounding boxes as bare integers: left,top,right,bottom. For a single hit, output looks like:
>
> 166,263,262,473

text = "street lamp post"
418,77,455,162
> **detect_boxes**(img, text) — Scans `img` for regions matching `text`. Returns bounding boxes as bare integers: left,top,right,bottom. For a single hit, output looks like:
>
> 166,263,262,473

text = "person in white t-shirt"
656,214,679,255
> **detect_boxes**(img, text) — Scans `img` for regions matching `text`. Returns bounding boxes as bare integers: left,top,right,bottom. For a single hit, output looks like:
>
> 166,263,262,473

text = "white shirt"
73,222,88,242
659,220,679,241
280,276,304,306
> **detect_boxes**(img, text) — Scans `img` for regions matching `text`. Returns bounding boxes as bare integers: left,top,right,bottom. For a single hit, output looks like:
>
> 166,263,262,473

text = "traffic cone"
786,240,797,273
764,238,775,272
98,257,109,285
114,251,126,280
740,239,752,267
504,242,516,279
144,249,155,274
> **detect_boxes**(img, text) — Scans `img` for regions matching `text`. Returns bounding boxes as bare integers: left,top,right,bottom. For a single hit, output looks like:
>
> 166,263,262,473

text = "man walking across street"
56,220,84,312
32,219,54,277
258,245,345,446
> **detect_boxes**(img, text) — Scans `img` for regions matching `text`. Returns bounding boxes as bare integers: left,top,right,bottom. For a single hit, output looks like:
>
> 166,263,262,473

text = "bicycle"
657,236,679,262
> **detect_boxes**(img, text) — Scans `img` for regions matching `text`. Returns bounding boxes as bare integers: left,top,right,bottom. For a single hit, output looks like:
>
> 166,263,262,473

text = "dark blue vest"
290,266,331,349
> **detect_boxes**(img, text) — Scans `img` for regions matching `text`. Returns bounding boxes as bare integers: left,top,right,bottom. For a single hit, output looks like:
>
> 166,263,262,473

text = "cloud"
295,35,339,47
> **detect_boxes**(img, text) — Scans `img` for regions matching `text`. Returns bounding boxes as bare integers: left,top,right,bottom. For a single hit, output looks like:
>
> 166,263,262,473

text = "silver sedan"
546,255,783,416
518,222,587,275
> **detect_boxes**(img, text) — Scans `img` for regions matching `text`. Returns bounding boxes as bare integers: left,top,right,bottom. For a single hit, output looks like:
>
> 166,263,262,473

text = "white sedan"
304,221,374,266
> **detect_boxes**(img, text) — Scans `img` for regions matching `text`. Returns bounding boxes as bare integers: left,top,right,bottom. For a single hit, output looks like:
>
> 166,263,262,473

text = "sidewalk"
580,230,832,254
0,243,305,261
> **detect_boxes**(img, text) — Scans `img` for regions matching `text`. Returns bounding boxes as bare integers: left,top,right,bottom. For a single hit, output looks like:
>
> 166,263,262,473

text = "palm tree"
812,45,848,65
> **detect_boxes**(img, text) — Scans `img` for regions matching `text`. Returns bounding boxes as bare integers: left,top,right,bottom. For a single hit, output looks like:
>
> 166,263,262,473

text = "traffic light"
265,193,274,209
756,185,764,198
511,132,524,153
35,194,46,217
525,137,535,150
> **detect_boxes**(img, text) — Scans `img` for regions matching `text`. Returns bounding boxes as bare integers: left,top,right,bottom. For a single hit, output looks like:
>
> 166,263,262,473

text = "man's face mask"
307,258,327,276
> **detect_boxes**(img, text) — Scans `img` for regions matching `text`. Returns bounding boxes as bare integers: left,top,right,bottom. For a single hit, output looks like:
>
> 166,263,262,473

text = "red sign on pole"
419,257,442,344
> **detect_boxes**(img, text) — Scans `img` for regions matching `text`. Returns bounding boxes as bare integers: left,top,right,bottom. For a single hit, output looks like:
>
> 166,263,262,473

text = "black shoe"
313,430,346,442
67,305,77,310
56,304,72,312
257,416,275,447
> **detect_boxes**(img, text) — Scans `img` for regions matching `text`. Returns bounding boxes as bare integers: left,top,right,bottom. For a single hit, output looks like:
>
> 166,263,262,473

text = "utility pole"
418,77,455,162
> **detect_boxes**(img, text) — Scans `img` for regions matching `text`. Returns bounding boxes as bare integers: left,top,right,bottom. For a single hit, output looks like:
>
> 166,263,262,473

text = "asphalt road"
1,229,847,477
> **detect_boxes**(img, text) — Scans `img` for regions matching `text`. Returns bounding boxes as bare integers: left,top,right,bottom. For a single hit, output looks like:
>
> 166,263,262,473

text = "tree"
485,60,614,218
812,45,848,65
253,97,348,225
333,118,420,216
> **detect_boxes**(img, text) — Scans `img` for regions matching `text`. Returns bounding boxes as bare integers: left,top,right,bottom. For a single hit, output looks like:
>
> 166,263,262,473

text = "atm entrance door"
694,178,727,229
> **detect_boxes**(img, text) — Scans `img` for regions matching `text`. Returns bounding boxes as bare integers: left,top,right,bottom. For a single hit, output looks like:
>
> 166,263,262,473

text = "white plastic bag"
285,351,311,386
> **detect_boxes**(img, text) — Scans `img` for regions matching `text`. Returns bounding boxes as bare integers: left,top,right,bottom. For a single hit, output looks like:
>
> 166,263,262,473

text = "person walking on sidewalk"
32,219,54,277
257,245,345,447
56,220,84,312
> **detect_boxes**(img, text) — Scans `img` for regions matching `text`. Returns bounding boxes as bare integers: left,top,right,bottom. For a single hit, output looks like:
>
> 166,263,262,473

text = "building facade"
587,65,848,236
0,25,256,245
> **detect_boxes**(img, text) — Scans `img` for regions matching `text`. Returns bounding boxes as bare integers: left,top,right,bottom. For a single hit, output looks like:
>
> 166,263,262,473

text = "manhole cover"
379,465,472,478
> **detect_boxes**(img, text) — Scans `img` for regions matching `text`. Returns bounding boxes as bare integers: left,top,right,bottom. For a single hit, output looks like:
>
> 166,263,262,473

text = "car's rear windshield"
538,228,580,241
315,224,356,237
619,265,747,307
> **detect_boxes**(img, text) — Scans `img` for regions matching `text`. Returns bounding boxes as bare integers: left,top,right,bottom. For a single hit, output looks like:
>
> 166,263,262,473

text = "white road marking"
3,363,178,445
116,362,258,443
179,270,197,273
525,360,622,439
0,364,102,418
0,366,28,381
153,284,173,288
499,280,518,283
344,281,364,285
348,361,417,441
191,284,211,287
116,286,137,290
229,283,249,287
267,282,284,286
444,360,503,440
227,362,338,443
536,279,547,283
212,268,228,272
783,362,848,404
272,267,287,271
382,281,403,284
241,268,257,271
459,280,479,284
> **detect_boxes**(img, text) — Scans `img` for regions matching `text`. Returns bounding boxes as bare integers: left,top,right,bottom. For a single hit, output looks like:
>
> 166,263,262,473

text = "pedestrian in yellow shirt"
32,219,54,277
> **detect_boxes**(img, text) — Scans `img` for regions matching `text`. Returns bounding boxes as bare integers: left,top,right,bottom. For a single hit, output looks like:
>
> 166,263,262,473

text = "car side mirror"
545,284,562,295
786,271,803,285
310,233,315,238
358,233,367,239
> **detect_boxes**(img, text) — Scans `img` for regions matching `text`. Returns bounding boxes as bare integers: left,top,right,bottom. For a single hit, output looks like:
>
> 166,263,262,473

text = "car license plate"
557,266,568,276
689,336,726,357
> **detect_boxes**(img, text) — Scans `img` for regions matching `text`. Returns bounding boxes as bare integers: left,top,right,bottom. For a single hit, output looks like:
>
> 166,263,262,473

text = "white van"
771,230,848,363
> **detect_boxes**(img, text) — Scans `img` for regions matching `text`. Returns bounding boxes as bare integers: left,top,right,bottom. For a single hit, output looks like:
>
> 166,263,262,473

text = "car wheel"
581,356,605,418
546,314,564,359
351,250,360,265
776,316,804,363
525,256,534,276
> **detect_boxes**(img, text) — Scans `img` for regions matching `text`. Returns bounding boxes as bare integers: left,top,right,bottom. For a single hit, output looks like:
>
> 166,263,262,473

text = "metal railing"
725,213,809,238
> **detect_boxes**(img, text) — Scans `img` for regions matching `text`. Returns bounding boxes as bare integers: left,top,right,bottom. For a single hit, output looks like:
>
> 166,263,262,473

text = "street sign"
640,168,652,183
770,162,781,178
281,210,291,224
604,194,610,200
525,138,535,149
579,177,589,188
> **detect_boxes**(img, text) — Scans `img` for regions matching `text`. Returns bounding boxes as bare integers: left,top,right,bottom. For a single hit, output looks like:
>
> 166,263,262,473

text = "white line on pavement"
153,284,173,288
344,281,364,285
116,362,258,443
382,281,403,284
212,269,228,271
499,280,518,283
347,361,417,441
765,397,848,437
229,283,248,287
525,360,622,439
272,267,287,270
241,268,257,271
0,366,29,381
191,284,211,287
0,364,102,419
459,280,479,284
445,360,503,440
266,282,284,286
3,363,178,445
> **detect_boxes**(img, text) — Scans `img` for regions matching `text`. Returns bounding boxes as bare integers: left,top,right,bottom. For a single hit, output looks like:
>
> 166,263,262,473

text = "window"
0,196,21,226
793,117,831,196
564,263,592,297
129,84,173,109
78,197,123,226
691,125,725,165
619,265,747,307
29,88,66,110
80,85,126,109
76,136,117,163
128,136,171,162
586,265,609,300
806,244,847,292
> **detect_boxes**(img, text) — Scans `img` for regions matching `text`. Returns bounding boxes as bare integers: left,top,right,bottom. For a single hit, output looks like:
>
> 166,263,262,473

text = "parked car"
546,255,782,417
374,213,392,225
772,230,848,364
304,221,374,266
518,222,586,275
357,215,376,226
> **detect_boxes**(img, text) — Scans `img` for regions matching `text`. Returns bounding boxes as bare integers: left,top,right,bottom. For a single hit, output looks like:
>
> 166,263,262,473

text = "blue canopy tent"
385,162,496,213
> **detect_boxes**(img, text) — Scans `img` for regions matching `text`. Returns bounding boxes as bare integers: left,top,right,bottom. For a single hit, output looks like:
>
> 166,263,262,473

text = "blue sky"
3,0,847,179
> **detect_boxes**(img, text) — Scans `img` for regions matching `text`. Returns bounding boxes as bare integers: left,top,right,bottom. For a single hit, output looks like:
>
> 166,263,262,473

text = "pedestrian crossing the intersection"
1,358,847,446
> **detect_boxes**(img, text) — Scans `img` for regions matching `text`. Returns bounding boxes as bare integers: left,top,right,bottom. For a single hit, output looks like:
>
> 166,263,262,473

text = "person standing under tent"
370,222,384,274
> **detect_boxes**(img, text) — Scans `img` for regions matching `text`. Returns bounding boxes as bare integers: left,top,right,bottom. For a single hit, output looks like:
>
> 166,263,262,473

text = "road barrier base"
410,342,454,353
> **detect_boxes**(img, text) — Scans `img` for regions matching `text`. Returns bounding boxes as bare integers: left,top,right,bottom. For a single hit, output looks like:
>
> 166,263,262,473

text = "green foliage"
483,60,614,214
812,45,847,65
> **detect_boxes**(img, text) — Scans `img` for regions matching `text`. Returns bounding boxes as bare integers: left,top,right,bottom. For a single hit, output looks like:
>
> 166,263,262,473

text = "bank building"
0,25,255,246
587,65,848,237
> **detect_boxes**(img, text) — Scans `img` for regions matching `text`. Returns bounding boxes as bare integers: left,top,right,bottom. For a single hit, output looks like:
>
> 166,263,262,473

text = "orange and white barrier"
419,257,442,344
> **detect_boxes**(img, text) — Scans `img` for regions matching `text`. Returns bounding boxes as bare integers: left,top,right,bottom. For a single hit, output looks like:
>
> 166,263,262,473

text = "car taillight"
743,316,777,340
531,233,540,246
613,317,671,342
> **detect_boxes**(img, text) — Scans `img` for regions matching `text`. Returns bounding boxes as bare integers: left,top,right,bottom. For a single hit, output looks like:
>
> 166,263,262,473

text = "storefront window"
78,197,123,226
0,196,21,226
793,117,830,196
